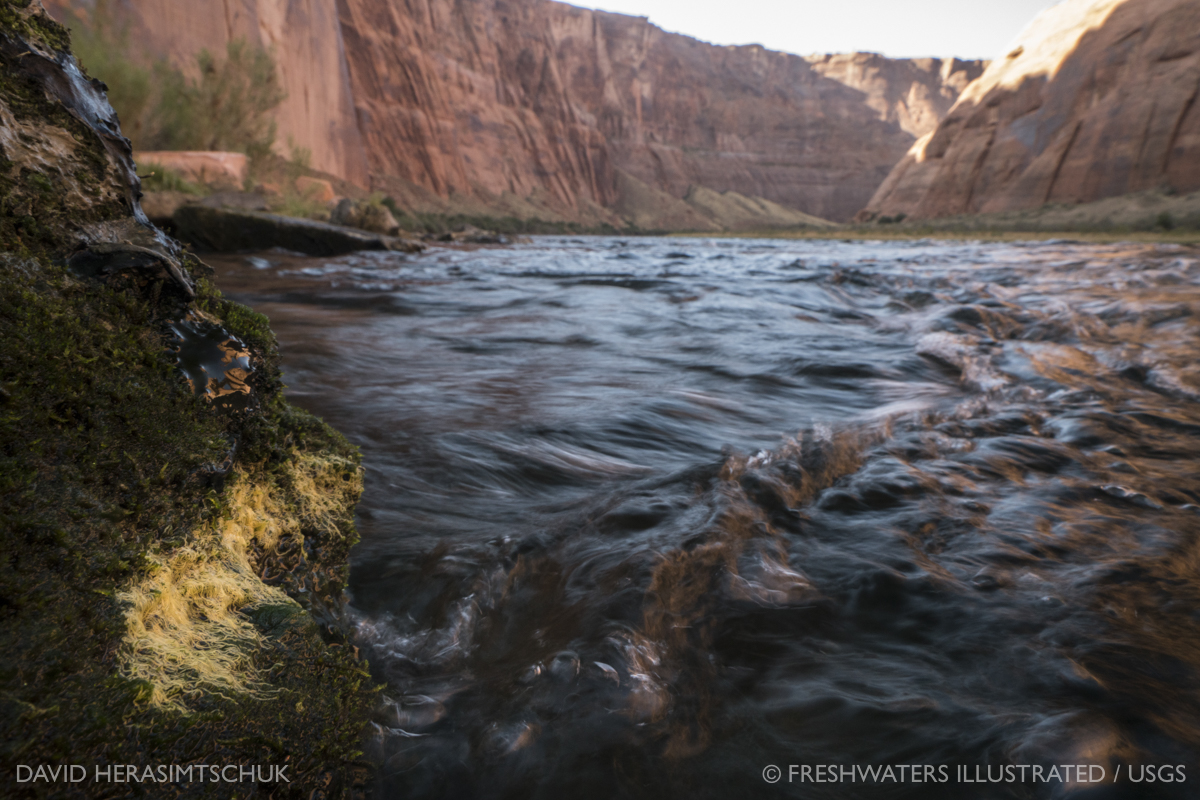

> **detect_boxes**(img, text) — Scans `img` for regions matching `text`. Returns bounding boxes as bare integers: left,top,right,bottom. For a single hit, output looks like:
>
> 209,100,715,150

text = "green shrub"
65,2,285,160
155,40,285,159
137,163,204,196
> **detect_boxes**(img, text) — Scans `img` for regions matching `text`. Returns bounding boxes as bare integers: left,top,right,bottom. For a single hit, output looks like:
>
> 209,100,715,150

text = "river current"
210,236,1200,799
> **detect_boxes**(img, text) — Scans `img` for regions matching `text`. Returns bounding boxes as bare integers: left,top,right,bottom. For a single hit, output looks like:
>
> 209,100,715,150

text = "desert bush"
66,2,284,160
154,40,285,159
137,163,205,196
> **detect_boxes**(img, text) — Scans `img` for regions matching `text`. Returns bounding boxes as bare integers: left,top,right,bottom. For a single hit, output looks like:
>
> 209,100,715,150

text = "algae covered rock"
0,2,379,795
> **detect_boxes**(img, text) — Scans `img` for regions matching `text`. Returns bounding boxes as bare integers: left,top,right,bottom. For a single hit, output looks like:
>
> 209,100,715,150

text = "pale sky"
570,0,1064,60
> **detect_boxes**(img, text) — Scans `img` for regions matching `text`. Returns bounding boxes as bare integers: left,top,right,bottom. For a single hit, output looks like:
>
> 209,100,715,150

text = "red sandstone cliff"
47,0,984,224
863,0,1200,220
335,0,984,222
805,53,984,140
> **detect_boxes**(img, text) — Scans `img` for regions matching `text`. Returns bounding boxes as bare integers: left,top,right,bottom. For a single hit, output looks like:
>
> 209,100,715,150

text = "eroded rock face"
804,53,986,140
48,0,982,223
863,0,1200,220
336,1,983,222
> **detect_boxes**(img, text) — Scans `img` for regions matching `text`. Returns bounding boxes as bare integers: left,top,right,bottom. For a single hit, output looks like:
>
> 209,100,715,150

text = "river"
210,236,1200,799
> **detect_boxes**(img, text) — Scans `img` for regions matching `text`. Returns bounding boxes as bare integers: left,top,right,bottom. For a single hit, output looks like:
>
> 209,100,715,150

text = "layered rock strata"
47,0,984,224
335,0,984,222
863,0,1200,220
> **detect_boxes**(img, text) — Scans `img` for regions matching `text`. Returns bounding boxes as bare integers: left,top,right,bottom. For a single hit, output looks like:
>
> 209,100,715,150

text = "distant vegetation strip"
66,0,284,159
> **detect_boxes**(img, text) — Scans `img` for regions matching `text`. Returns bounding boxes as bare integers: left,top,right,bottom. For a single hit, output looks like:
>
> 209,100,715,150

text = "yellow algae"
117,452,363,710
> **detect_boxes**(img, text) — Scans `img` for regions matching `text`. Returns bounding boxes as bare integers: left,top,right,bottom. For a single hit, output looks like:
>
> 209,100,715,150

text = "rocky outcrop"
1,3,377,792
174,204,422,255
863,0,1200,220
804,53,986,139
610,170,837,232
47,0,983,224
135,150,248,187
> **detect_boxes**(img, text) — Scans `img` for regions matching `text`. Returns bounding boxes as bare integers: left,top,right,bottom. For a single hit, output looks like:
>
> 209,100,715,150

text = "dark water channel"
209,236,1200,799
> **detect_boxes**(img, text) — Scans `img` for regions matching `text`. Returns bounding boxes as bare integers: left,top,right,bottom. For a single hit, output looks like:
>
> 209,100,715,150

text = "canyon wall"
334,0,985,222
805,53,985,140
47,0,985,223
863,0,1200,220
45,0,371,185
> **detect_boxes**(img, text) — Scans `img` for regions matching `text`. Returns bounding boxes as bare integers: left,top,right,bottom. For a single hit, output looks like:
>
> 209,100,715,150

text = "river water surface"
210,236,1200,799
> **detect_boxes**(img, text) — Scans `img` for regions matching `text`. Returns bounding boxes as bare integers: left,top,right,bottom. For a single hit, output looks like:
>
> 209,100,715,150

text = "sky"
570,0,1064,60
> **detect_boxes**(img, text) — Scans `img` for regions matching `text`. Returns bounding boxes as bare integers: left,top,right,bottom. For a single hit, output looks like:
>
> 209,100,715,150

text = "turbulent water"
210,236,1200,799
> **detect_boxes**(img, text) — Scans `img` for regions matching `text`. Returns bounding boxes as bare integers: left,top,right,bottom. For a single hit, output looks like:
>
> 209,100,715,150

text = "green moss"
0,7,381,795
0,1,71,55
0,254,381,797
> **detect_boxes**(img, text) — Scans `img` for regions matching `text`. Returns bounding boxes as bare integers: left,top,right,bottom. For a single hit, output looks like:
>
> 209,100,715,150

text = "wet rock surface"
1,5,378,796
173,203,422,256
167,317,254,410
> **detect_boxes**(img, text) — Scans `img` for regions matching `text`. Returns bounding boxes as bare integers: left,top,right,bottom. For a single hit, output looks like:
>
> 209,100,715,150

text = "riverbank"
686,228,1200,244
672,189,1200,243
0,4,378,796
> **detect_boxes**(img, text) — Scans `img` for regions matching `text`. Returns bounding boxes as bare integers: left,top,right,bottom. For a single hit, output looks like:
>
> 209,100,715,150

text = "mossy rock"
0,3,381,796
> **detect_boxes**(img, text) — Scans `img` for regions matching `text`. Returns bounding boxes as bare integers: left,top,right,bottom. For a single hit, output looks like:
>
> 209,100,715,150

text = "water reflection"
168,315,253,409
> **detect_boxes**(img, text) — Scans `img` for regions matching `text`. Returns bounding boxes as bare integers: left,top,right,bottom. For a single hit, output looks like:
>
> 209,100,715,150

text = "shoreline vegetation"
140,162,1200,250
0,3,380,797
691,228,1200,245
